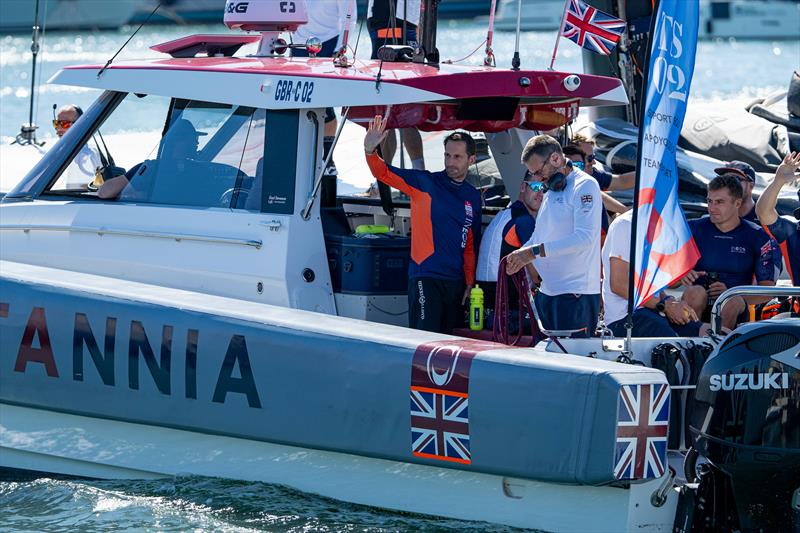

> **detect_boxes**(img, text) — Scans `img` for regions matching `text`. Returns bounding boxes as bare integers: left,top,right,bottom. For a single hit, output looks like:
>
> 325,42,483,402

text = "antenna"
14,0,44,146
97,3,161,79
511,0,522,70
484,0,497,66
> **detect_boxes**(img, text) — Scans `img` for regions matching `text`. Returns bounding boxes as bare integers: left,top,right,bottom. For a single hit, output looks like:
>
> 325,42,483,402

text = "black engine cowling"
688,318,800,532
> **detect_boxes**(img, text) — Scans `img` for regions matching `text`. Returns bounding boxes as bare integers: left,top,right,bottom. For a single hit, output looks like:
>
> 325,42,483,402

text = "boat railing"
711,285,800,334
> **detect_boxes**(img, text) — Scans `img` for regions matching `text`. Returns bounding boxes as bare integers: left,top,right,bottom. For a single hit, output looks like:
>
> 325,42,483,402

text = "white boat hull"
0,403,678,532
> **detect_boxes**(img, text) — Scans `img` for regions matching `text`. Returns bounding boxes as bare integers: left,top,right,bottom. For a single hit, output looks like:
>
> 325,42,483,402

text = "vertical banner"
629,0,701,310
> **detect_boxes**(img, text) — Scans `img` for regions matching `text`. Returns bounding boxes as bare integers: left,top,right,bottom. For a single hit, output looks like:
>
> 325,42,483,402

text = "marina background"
0,11,798,532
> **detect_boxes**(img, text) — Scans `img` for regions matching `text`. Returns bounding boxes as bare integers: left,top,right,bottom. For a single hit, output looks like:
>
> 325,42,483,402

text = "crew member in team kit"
505,135,602,337
756,152,800,286
364,115,482,334
680,174,776,330
476,170,542,328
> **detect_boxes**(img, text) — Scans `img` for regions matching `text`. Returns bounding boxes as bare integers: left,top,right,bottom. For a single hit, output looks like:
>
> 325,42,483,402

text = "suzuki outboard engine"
686,318,800,532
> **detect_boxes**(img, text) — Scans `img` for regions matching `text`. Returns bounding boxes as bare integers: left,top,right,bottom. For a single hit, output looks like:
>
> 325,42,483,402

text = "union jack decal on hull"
614,383,670,480
410,388,471,464
409,340,500,465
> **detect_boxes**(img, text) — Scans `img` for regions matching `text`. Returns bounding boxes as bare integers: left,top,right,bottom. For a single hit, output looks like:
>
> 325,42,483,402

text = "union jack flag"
410,388,471,464
561,0,626,55
614,383,670,480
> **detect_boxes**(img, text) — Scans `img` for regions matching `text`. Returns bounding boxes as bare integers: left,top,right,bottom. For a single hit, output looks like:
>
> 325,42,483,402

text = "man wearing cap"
99,118,207,200
756,151,800,286
714,160,759,222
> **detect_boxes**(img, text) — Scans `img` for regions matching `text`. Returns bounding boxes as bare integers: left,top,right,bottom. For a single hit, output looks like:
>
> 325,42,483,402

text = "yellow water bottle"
469,284,484,331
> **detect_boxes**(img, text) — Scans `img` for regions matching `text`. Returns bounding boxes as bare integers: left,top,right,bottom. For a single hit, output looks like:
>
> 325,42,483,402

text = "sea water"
0,19,797,532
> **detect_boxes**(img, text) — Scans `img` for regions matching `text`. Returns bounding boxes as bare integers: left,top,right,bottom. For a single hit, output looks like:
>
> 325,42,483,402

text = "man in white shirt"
54,104,101,189
505,135,601,337
602,211,705,337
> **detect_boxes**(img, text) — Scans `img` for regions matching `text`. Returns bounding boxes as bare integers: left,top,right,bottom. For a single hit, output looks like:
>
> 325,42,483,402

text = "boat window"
45,93,266,211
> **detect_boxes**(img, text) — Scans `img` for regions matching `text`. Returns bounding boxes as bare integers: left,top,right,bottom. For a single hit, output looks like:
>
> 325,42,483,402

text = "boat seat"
529,293,590,339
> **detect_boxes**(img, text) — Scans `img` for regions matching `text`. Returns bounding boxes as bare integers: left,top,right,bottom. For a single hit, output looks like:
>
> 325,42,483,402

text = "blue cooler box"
326,234,410,295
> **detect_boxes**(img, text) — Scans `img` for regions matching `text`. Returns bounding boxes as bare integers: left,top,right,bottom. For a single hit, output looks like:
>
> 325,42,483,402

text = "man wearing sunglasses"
506,135,603,337
477,170,543,330
53,104,101,189
572,133,635,192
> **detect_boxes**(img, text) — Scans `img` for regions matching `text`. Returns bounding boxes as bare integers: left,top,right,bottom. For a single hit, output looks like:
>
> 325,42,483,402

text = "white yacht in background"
698,0,800,39
489,0,800,39
0,0,142,33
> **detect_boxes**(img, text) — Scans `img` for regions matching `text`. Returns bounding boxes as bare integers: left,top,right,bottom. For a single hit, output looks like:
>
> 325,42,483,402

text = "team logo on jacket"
461,201,474,249
581,194,593,206
409,340,496,465
614,383,669,480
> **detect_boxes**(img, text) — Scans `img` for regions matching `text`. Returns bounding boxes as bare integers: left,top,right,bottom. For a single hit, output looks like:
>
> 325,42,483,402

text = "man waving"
364,115,482,334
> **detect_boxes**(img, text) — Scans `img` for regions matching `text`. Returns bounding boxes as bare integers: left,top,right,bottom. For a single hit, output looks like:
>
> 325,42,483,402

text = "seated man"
476,170,543,329
756,151,800,286
681,174,776,330
99,119,207,201
603,210,705,338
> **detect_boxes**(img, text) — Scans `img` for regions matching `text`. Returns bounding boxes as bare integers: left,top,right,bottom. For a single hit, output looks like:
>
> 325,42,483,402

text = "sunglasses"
53,119,74,129
526,181,546,192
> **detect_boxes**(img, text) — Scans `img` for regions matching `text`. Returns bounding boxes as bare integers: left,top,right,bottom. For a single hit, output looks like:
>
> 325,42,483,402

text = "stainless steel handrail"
0,224,263,249
711,285,800,334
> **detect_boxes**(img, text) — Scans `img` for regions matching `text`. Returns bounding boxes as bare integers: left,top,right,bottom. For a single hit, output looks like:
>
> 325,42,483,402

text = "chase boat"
1,2,799,531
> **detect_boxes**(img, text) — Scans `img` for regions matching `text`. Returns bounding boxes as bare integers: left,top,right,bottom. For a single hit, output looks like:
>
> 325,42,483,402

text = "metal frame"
711,285,800,334
0,224,263,249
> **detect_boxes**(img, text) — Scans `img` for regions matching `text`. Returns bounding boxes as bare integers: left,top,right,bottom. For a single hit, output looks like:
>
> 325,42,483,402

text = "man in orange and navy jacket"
364,115,482,333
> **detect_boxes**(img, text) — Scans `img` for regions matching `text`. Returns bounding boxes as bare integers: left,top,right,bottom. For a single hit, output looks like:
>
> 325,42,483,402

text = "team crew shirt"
688,216,775,288
367,0,420,29
525,168,602,296
763,216,800,285
476,208,512,283
292,0,356,49
366,152,482,283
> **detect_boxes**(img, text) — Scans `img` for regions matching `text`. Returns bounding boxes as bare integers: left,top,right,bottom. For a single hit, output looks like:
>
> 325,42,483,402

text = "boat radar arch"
223,0,310,57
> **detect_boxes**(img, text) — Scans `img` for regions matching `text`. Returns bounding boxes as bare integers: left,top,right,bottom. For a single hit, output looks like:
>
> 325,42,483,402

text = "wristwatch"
531,244,541,258
656,295,674,315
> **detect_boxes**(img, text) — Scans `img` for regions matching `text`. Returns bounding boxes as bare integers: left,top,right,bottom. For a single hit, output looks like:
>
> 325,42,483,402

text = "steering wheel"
219,187,250,208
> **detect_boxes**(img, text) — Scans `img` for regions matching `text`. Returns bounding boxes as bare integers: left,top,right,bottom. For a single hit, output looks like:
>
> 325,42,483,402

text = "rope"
443,39,487,65
493,257,539,346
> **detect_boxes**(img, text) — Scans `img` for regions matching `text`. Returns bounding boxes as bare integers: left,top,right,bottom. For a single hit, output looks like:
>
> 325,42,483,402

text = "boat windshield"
43,93,266,210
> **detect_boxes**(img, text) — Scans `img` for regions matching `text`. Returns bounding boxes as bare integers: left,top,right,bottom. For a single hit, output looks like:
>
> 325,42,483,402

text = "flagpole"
624,0,661,351
548,0,570,70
